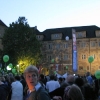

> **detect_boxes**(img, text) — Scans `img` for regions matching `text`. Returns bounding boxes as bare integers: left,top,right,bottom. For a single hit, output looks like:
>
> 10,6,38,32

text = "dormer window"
51,33,62,40
55,34,59,38
36,35,40,39
95,30,100,37
76,31,86,38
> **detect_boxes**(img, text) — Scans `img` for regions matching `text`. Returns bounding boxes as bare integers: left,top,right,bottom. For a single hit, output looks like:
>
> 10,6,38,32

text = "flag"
72,29,78,72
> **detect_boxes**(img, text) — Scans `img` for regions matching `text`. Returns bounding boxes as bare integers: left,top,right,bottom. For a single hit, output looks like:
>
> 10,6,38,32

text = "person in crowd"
23,65,51,100
20,75,27,89
74,77,84,91
49,74,74,99
39,74,46,86
46,74,60,93
63,84,84,100
58,77,63,86
11,75,23,100
0,76,11,100
86,72,93,85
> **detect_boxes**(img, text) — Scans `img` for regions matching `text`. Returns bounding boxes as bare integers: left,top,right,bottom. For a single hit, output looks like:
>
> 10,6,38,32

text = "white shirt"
11,81,23,100
46,80,60,92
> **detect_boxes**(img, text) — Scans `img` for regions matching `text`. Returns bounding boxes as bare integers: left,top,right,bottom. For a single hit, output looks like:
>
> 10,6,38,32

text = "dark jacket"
26,86,51,100
0,84,11,100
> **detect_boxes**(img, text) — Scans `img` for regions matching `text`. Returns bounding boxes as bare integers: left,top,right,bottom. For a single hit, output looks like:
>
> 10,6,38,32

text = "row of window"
46,42,100,49
37,30,100,40
47,54,100,61
79,66,100,70
50,66,100,71
48,43,68,49
48,55,69,61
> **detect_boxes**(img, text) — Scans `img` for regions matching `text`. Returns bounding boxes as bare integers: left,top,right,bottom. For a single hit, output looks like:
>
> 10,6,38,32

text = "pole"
90,63,91,73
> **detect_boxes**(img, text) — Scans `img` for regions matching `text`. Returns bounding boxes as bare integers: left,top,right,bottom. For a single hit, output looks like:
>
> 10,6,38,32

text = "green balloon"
9,63,13,68
3,55,9,62
54,71,56,74
12,68,16,74
51,59,55,63
66,66,68,70
88,56,94,63
14,72,18,76
95,70,100,79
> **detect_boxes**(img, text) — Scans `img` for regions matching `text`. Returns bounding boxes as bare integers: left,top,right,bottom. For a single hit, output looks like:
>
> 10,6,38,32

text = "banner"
72,29,78,72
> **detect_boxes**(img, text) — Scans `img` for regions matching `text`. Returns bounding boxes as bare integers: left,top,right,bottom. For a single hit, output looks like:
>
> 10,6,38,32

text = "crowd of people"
0,65,100,100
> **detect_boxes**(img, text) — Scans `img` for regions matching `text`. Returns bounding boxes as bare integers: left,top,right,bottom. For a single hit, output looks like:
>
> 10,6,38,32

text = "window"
82,55,86,59
79,66,83,70
64,43,68,48
78,33,82,38
95,30,100,37
48,44,52,49
80,42,86,47
58,55,61,60
54,34,59,38
91,41,95,47
47,55,52,61
64,55,69,60
56,44,60,49
36,35,40,39
98,42,100,47
92,54,95,59
87,66,89,70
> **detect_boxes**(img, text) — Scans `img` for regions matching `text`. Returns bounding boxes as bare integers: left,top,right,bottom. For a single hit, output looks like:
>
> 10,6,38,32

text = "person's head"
86,72,90,76
50,75,55,80
15,75,20,81
74,77,84,87
68,84,84,100
9,76,15,84
39,74,44,80
66,75,74,85
23,65,39,90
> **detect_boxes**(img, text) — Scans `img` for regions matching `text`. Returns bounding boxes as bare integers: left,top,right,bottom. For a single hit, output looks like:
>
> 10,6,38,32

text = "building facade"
0,20,7,50
36,25,100,75
1,20,100,75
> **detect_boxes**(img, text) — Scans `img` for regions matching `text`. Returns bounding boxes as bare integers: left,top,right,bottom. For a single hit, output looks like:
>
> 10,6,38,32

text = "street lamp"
65,36,69,41
17,64,19,73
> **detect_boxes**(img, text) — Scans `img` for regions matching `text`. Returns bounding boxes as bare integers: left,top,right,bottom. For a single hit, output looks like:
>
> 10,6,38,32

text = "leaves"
2,17,42,65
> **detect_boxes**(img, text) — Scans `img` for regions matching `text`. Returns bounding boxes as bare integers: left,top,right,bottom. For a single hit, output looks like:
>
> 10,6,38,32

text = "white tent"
62,73,68,78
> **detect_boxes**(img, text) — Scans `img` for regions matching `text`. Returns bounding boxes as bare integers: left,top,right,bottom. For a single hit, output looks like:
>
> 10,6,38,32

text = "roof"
39,25,100,41
0,20,7,27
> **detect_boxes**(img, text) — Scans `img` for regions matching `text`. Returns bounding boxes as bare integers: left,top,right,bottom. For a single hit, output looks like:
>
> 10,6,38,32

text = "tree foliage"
2,17,42,68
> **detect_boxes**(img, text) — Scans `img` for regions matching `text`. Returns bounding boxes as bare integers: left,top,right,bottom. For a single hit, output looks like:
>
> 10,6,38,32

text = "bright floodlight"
7,66,11,70
65,36,69,41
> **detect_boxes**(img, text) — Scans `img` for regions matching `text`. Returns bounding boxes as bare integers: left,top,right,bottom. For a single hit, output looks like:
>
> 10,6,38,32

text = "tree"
2,17,42,72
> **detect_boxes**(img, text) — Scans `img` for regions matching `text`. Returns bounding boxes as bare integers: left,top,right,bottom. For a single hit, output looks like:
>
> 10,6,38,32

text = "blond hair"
23,65,39,78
